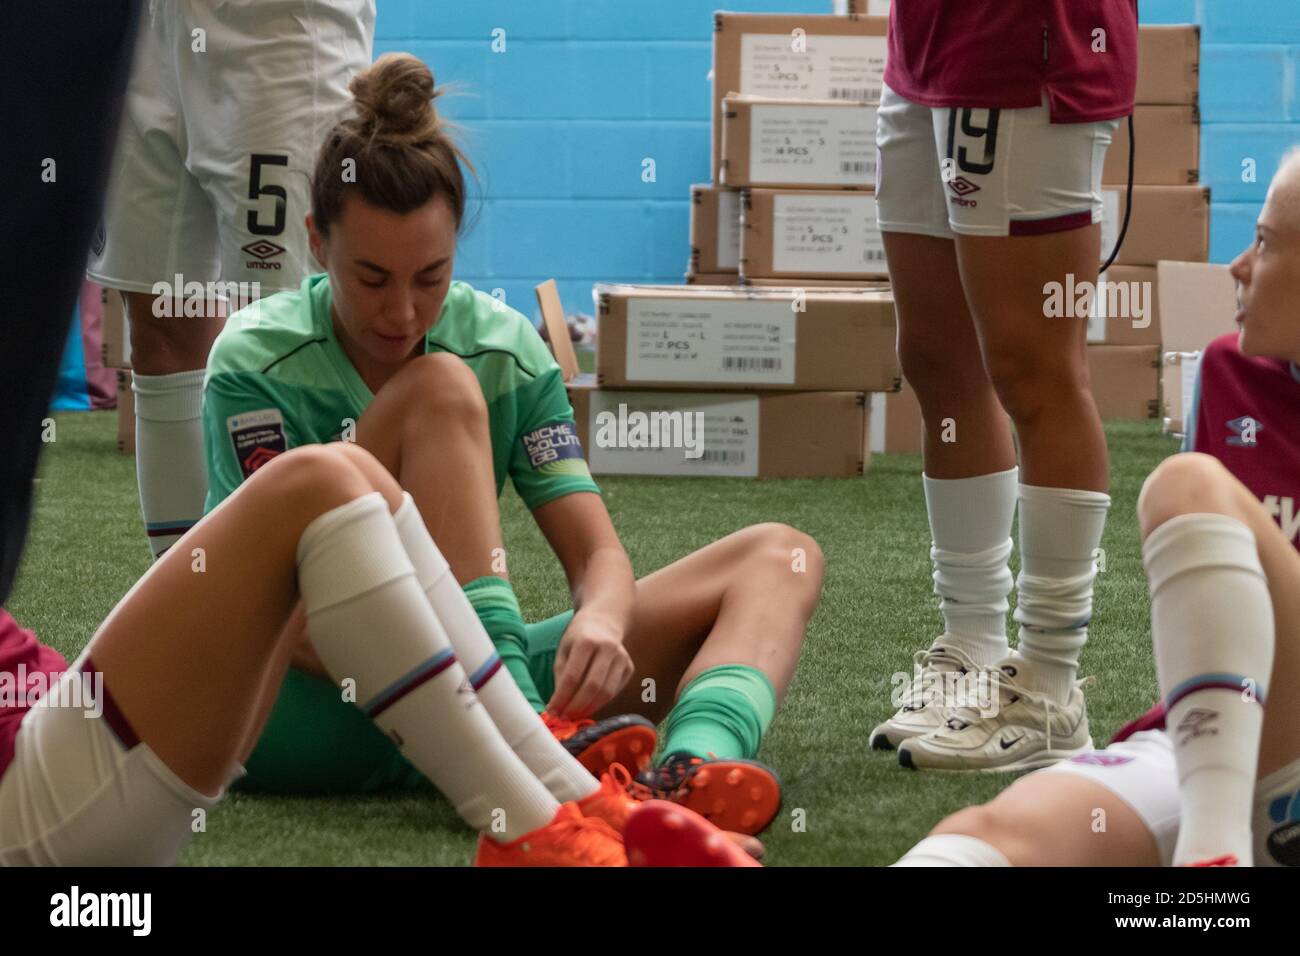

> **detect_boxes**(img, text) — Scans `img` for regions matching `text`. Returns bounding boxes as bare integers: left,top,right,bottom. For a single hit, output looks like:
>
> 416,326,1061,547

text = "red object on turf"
623,800,762,868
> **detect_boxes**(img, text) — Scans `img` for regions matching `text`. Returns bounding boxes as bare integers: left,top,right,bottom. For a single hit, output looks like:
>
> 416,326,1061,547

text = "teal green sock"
660,664,778,763
463,576,545,713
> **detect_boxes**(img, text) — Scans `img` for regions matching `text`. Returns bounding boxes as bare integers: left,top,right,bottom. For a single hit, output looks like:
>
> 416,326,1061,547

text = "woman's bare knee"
1137,452,1241,538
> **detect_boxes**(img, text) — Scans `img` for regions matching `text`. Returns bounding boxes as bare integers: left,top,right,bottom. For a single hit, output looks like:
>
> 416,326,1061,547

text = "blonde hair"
311,53,475,234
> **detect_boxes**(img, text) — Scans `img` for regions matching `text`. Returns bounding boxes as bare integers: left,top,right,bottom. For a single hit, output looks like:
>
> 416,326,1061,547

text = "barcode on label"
863,249,886,262
697,450,745,464
829,87,880,101
840,161,872,174
721,357,782,371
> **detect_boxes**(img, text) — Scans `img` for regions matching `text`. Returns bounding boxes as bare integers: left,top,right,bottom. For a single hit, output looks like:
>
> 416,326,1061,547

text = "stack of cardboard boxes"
1088,25,1205,420
100,289,134,455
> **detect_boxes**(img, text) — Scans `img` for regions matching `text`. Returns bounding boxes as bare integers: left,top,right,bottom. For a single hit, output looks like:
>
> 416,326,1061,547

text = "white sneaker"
869,642,985,751
897,665,1095,772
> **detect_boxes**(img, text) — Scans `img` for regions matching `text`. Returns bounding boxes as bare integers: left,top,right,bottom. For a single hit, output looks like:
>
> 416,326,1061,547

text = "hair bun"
350,52,440,145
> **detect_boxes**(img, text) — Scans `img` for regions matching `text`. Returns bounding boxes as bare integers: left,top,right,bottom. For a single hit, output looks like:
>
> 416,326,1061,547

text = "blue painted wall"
1141,0,1300,263
374,0,830,321
376,1,1300,320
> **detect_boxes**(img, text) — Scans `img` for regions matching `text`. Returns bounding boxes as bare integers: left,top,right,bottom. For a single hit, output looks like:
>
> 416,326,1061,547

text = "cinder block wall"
376,0,1300,320
374,0,828,320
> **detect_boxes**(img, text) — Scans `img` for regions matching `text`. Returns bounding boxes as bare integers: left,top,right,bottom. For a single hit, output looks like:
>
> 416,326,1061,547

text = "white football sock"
1011,483,1110,701
922,467,1018,666
391,493,599,803
892,833,1012,867
297,492,560,842
1145,512,1274,866
133,369,209,559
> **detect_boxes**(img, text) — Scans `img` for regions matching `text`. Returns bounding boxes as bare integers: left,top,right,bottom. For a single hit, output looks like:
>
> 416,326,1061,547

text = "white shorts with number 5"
874,81,1119,239
87,0,375,296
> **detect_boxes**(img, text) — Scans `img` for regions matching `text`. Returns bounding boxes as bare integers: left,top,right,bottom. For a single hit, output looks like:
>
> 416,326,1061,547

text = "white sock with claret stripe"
390,493,599,803
1011,483,1111,702
922,467,1018,666
1145,513,1274,866
133,369,208,559
296,492,560,842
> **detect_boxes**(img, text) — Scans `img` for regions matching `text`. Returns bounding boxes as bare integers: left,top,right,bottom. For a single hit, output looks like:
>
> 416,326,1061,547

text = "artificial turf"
8,411,1181,866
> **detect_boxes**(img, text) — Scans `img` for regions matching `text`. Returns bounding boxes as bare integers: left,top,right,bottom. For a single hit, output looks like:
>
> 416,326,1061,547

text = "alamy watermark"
593,404,705,459
0,666,103,719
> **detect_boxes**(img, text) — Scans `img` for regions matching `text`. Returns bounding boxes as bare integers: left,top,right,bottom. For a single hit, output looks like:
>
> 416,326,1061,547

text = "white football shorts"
87,0,375,296
0,658,237,866
1042,728,1300,867
875,81,1119,239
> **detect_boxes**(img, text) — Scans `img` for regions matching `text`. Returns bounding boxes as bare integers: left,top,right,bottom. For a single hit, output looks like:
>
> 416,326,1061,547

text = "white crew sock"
391,493,599,803
132,369,208,559
922,467,1018,666
892,833,1012,867
297,492,560,842
1010,483,1111,702
1145,513,1274,866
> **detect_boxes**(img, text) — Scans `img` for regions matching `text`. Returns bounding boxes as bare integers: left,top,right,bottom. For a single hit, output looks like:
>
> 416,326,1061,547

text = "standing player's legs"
0,443,627,865
1,0,142,604
897,100,1118,771
869,83,1019,750
952,106,1115,703
87,1,229,561
1138,453,1300,866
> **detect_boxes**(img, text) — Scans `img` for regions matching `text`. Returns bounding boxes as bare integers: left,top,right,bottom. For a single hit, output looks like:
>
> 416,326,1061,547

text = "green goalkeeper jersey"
202,273,598,514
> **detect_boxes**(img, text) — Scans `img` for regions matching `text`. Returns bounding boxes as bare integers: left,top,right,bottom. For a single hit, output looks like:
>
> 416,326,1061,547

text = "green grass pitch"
8,411,1180,866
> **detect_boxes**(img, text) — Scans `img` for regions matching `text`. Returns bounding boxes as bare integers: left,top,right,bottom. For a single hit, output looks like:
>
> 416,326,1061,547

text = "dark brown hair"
311,52,475,235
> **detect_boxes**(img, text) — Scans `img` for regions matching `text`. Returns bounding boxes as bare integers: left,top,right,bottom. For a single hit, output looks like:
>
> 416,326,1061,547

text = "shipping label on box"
748,102,876,187
771,192,883,274
585,391,760,477
624,296,795,386
738,33,886,103
716,189,740,269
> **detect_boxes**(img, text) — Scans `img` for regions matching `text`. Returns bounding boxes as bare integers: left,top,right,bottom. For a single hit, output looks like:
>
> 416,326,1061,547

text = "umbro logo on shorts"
242,239,285,261
947,176,981,197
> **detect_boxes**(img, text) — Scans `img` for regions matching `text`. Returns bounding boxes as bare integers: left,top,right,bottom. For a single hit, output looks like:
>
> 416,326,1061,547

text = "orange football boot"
578,763,766,860
629,753,783,836
542,711,656,775
473,802,626,867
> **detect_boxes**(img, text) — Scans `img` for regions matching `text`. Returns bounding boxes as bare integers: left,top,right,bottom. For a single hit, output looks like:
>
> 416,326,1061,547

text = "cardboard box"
868,377,923,455
101,286,130,369
567,377,869,478
685,272,745,286
1087,345,1161,420
1156,260,1237,353
742,277,889,289
712,12,888,181
1086,265,1161,347
1137,25,1199,106
690,185,741,275
741,187,886,280
1103,105,1199,185
1161,350,1201,437
594,283,898,392
116,369,135,455
845,0,890,13
721,96,877,189
1100,186,1209,267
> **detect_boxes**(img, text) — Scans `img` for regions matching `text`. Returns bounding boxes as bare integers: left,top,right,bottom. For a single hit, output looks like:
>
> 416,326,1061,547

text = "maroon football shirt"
884,0,1138,123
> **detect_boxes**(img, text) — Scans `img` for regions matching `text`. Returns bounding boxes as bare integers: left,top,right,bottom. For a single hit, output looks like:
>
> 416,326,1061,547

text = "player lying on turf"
893,150,1300,867
200,52,823,837
0,441,758,867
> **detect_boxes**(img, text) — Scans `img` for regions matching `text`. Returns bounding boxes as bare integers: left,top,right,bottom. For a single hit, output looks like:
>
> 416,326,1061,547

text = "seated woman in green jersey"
202,53,824,836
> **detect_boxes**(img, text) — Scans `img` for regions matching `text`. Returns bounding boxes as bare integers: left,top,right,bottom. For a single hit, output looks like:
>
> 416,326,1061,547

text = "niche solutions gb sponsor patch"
521,421,584,468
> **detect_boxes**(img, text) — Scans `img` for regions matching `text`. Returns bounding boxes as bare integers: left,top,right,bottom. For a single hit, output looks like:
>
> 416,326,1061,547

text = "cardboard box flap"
535,279,579,383
1155,261,1236,353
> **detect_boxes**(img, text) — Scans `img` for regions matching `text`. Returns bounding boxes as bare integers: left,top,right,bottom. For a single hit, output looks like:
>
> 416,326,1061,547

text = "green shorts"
237,610,574,795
